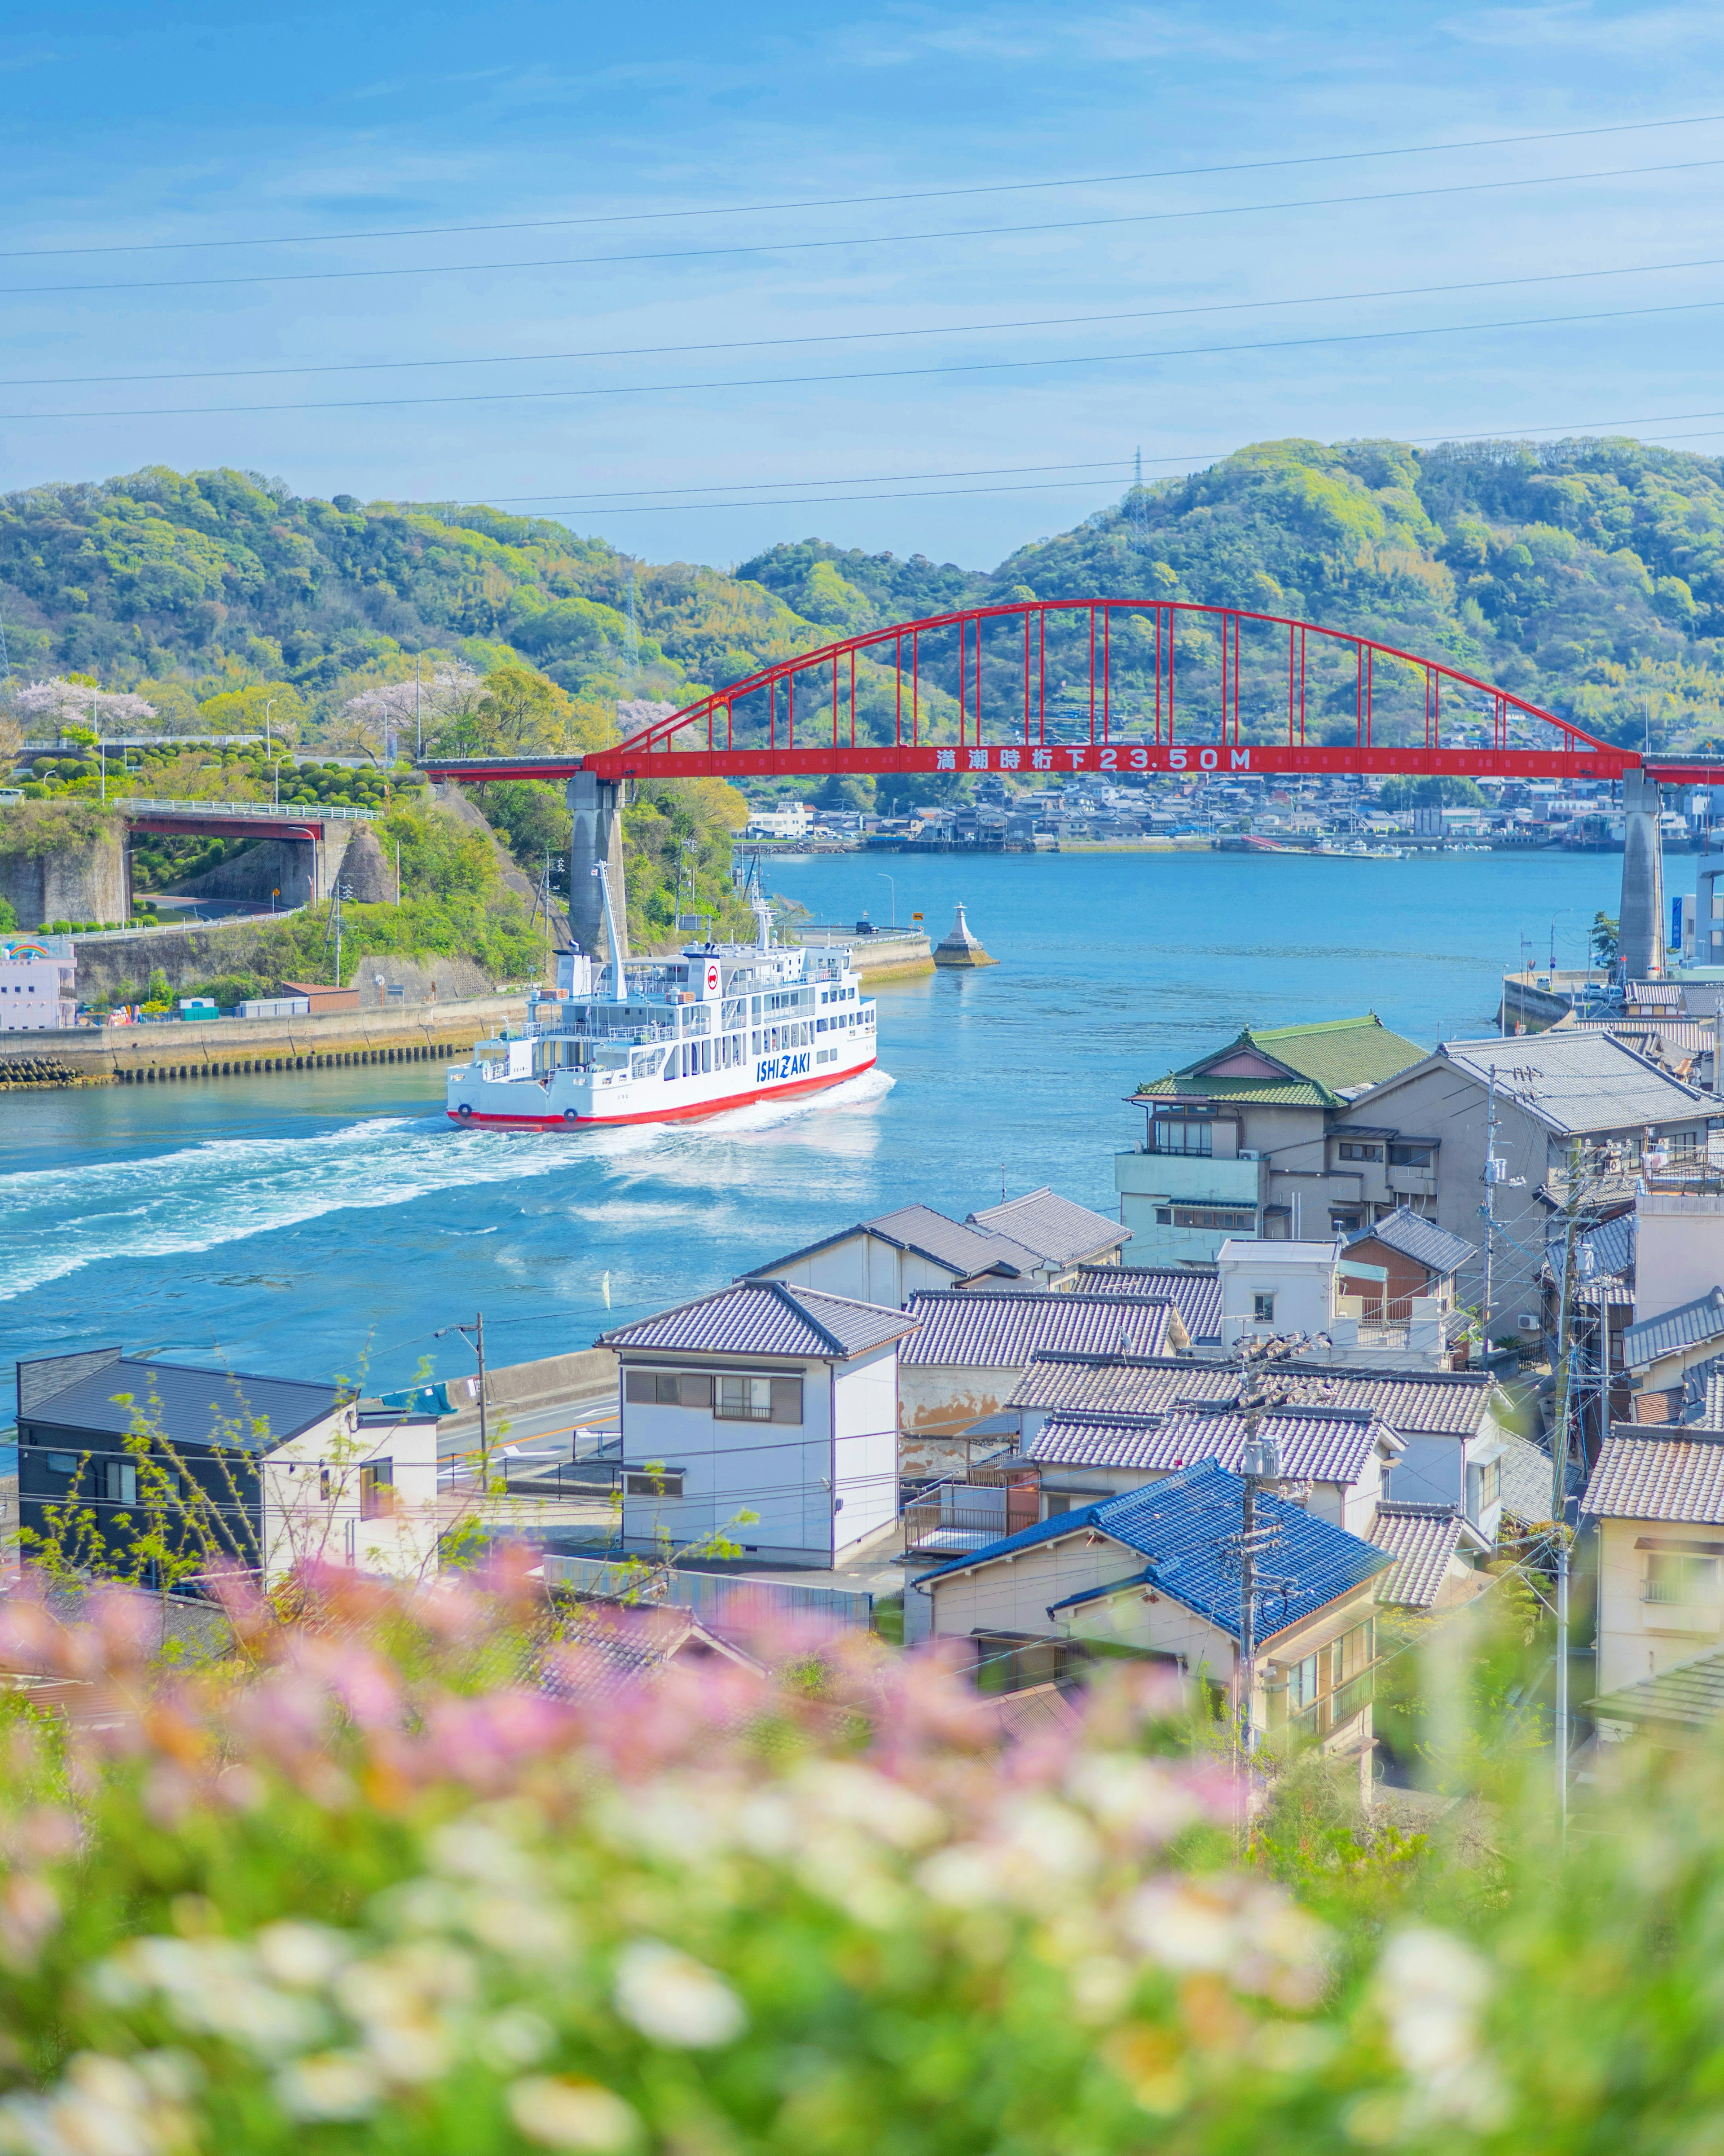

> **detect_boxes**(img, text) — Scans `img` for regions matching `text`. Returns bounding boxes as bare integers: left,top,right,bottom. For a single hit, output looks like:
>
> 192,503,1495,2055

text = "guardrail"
123,797,381,823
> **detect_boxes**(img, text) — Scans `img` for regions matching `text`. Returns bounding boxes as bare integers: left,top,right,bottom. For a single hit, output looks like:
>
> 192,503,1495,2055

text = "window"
1155,1207,1173,1224
1388,1144,1433,1168
716,1375,803,1424
1150,1117,1213,1156
624,1371,713,1408
1478,1458,1501,1510
625,1470,686,1498
1338,1142,1383,1162
45,1453,77,1477
1286,1653,1321,1711
1170,1207,1254,1230
1252,1292,1275,1323
1329,1212,1362,1234
359,1461,395,1520
1337,1619,1375,1681
1645,1552,1721,1605
101,1459,137,1507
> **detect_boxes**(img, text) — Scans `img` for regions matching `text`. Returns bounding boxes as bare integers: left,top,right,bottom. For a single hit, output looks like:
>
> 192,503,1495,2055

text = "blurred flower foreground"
0,1561,1702,2156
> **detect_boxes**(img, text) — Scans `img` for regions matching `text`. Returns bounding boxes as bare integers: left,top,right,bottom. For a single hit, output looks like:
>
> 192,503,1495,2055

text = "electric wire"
13,287,1724,423
5,151,1724,299
12,244,1724,390
9,107,1724,259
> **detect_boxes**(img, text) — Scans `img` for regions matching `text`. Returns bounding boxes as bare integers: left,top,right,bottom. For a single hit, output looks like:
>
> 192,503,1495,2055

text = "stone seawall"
0,992,528,1089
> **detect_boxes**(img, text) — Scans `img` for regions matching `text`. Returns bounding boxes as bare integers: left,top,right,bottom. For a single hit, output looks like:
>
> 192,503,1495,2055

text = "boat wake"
0,1070,897,1303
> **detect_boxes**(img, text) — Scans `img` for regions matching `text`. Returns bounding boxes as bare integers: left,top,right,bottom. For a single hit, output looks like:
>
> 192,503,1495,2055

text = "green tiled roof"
1135,1014,1428,1109
1139,1075,1330,1107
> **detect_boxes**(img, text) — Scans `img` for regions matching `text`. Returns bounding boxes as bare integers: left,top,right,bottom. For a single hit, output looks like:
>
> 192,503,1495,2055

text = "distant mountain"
4,436,1722,749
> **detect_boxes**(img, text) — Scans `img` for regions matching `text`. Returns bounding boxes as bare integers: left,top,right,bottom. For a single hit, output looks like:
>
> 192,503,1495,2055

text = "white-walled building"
1215,1234,1452,1368
745,802,815,842
1022,1401,1399,1536
745,1187,1130,1305
599,1280,916,1566
1007,1352,1512,1538
0,933,75,1030
1583,1428,1724,1697
15,1349,439,1587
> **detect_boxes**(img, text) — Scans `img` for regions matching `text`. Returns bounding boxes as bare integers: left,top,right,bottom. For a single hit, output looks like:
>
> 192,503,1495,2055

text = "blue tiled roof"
913,1458,1391,1645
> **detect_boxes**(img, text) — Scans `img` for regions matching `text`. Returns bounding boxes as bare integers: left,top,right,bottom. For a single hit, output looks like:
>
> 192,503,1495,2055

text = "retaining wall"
0,991,528,1089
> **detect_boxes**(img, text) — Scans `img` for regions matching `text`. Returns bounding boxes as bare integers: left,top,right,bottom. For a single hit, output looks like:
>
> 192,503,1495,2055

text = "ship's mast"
591,864,628,1000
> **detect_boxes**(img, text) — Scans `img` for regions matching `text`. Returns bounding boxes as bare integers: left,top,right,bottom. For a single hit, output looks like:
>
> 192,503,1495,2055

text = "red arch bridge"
422,597,1719,976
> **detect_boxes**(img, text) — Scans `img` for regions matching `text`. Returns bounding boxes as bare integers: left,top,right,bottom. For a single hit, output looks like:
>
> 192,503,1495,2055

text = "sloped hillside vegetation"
5,436,1724,752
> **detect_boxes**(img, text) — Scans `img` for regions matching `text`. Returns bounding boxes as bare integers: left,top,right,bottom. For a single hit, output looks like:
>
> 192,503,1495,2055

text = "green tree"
1375,776,1488,811
1591,909,1620,965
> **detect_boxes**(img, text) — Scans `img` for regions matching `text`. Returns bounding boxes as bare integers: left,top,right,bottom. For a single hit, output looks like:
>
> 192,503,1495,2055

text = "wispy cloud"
1443,1,1724,52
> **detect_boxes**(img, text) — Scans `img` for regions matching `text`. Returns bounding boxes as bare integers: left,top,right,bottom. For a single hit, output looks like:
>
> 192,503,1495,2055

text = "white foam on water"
0,1068,896,1304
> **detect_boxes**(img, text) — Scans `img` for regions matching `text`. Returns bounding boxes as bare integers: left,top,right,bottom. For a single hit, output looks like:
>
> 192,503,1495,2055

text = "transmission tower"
1126,446,1153,554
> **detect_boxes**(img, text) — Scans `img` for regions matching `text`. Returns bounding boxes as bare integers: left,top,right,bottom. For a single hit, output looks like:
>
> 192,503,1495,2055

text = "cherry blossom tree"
13,677,157,736
332,661,483,761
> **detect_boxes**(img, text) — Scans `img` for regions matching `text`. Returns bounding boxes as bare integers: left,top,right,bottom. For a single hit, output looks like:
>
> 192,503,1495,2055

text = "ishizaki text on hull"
446,870,877,1129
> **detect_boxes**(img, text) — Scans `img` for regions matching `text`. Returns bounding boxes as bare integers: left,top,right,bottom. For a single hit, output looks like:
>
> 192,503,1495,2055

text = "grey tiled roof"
1071,1264,1223,1340
916,1458,1392,1644
1008,1352,1497,1437
1345,1208,1474,1280
742,1202,1037,1285
866,1204,1041,1276
901,1292,1184,1367
1029,1402,1396,1486
1012,1356,1236,1417
1369,1502,1471,1608
1591,1646,1724,1733
1583,1429,1724,1524
1623,1288,1724,1372
601,1280,918,1361
17,1352,343,1455
966,1186,1130,1266
1438,1033,1710,1137
1496,1431,1569,1526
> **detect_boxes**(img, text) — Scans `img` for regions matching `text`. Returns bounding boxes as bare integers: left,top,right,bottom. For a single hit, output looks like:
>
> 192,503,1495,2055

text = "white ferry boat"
447,876,876,1129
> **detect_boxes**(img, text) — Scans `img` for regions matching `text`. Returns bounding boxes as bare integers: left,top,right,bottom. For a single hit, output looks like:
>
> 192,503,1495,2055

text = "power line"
6,153,1724,300
9,108,1724,260
14,287,1724,423
10,246,1724,391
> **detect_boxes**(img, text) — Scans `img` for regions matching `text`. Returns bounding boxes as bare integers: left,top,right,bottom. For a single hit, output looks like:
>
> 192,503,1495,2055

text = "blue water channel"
0,848,1619,1396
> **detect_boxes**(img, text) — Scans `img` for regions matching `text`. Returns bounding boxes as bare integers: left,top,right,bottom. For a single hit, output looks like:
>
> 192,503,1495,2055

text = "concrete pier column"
1619,770,1666,981
566,770,628,962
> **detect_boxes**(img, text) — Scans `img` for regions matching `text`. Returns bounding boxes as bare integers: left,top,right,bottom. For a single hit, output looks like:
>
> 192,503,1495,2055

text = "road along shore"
0,991,529,1090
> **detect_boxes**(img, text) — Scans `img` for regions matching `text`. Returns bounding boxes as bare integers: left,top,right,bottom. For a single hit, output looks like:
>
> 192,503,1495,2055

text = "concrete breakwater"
790,927,932,979
0,991,528,1089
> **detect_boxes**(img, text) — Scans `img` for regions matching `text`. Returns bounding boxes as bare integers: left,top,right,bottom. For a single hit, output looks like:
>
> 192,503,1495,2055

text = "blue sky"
3,1,1723,570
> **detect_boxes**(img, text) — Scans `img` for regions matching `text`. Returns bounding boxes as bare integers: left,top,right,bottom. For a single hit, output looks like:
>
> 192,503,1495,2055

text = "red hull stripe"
446,1058,877,1129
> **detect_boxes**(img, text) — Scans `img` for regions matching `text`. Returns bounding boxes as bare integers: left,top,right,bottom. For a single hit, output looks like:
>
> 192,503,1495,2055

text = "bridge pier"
1619,771,1666,981
566,771,628,964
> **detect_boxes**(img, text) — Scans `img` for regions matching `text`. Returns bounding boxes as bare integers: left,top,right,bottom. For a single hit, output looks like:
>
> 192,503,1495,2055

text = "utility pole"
1548,1137,1587,1836
436,1314,490,1481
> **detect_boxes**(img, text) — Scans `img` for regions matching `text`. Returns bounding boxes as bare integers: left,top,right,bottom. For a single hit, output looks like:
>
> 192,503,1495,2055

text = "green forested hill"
6,435,1724,750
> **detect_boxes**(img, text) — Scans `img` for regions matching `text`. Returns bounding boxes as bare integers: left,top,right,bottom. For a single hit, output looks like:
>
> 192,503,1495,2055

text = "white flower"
255,1921,356,1989
273,2050,381,2121
1125,1881,1239,1971
0,2055,174,2156
793,1763,945,1852
477,2009,555,2070
1064,1753,1196,1842
426,1820,534,1891
465,1893,579,1966
1373,1927,1504,2128
509,2077,640,2151
612,1941,746,2049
